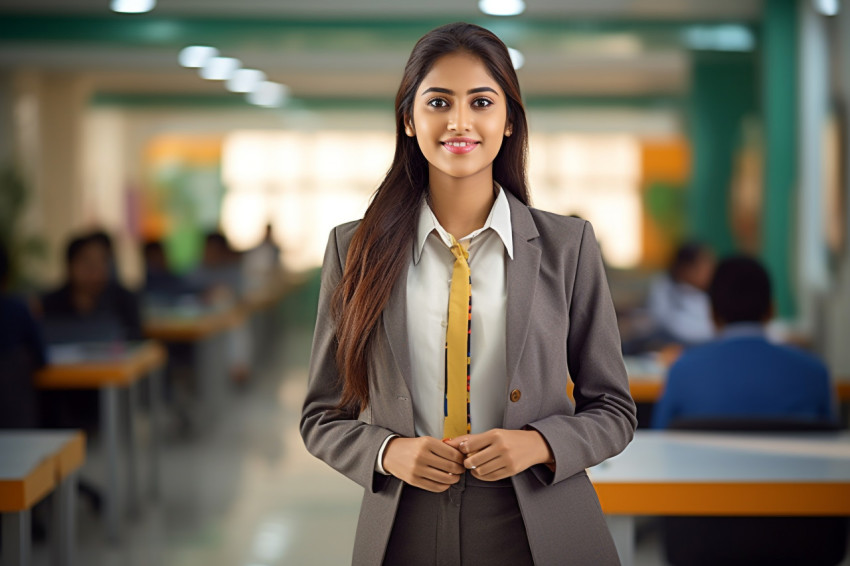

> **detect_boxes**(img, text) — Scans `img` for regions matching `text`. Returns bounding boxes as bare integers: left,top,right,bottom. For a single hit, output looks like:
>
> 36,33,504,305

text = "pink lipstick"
441,137,479,154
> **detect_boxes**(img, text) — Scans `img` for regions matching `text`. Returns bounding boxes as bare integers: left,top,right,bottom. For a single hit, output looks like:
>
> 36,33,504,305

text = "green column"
762,0,797,317
687,52,756,256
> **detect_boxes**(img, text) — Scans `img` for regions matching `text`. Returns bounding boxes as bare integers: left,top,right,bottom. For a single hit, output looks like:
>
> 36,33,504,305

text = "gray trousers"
383,473,534,565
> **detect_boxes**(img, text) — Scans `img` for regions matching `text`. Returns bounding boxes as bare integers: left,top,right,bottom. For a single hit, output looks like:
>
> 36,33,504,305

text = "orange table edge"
594,481,850,516
0,431,86,512
35,341,167,389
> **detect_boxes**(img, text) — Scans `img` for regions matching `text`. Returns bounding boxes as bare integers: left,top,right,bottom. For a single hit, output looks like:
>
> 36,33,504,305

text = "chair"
663,417,848,566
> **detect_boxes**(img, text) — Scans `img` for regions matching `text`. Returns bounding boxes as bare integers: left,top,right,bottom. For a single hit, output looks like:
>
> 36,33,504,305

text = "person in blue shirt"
652,255,837,429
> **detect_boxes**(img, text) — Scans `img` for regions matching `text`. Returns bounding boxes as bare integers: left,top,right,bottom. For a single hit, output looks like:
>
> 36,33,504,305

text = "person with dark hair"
0,242,47,428
652,255,837,429
41,232,142,341
646,241,716,346
301,22,636,565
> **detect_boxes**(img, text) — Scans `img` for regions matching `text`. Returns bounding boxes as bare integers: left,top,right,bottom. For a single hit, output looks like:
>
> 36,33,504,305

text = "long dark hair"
332,22,530,414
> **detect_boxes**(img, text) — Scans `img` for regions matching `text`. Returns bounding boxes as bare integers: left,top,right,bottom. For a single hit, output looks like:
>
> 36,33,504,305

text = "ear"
404,116,415,137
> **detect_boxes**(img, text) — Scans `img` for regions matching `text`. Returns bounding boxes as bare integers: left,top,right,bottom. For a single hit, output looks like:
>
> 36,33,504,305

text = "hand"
444,429,555,481
382,436,466,493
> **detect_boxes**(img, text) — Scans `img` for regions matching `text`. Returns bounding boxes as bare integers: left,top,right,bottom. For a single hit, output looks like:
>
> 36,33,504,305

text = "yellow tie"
444,234,471,439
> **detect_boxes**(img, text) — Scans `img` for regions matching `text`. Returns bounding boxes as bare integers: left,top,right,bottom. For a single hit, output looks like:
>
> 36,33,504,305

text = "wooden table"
144,305,243,422
588,431,850,565
35,341,166,542
0,431,85,566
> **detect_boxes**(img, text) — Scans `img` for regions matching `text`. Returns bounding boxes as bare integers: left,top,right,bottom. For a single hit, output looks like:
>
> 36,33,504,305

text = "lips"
441,137,480,155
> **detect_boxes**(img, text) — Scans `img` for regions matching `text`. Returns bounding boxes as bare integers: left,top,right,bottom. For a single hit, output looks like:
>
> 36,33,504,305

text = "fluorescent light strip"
111,0,156,13
479,0,525,16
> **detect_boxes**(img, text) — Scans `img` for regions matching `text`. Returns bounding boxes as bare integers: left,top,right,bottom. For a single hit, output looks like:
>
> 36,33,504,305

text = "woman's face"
408,51,511,184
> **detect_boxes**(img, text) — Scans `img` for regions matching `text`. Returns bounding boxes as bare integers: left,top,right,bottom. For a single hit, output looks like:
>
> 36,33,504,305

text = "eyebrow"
420,86,499,96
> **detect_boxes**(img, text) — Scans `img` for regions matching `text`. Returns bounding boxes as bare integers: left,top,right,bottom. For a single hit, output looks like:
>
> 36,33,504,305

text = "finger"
414,477,453,493
463,448,499,471
471,458,507,478
471,465,509,481
418,467,460,486
431,442,466,464
447,434,491,456
421,449,465,473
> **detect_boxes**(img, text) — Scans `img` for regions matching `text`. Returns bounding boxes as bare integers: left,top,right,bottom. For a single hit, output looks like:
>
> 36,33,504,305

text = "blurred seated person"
188,231,244,305
652,256,837,429
142,239,195,298
646,242,716,347
41,232,142,341
0,242,47,428
242,223,282,290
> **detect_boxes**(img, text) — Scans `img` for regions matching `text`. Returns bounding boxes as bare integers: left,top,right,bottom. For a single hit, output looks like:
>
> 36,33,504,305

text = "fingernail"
442,438,451,442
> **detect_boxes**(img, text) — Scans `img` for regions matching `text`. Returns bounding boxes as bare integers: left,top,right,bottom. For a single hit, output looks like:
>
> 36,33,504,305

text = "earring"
405,120,415,137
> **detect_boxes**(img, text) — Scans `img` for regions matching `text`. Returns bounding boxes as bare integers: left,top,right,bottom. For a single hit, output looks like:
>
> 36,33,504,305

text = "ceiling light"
479,0,525,16
247,82,289,108
200,57,241,81
179,46,218,69
814,0,839,15
227,69,267,93
508,47,524,70
111,0,156,13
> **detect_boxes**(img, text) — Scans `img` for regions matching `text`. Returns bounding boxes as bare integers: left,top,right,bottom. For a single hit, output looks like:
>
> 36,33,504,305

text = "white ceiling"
0,0,762,19
0,0,761,101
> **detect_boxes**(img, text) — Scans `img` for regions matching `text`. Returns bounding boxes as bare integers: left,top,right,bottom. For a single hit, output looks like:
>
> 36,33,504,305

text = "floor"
24,290,840,566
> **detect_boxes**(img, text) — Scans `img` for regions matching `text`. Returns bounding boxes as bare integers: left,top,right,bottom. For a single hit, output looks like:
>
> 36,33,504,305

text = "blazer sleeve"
528,221,637,485
300,227,398,493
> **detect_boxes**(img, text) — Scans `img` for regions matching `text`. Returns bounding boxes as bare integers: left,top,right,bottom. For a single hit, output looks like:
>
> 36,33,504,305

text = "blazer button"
509,389,521,402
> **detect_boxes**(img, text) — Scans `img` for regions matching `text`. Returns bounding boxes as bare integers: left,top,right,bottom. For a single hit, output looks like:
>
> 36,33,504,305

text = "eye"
472,97,493,108
427,97,449,108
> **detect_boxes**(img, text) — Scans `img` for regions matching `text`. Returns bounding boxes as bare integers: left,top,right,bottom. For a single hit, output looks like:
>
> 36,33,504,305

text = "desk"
35,341,166,542
588,431,850,565
0,431,85,566
145,305,243,421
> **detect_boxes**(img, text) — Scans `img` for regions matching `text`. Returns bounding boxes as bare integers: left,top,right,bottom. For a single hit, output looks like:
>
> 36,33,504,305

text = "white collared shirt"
376,186,513,473
406,186,513,439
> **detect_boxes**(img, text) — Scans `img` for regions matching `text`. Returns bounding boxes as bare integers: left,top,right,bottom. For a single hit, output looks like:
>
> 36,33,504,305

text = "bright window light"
247,82,289,108
179,46,218,69
508,47,524,70
227,69,267,94
200,57,241,81
111,0,155,13
814,0,839,16
479,0,525,16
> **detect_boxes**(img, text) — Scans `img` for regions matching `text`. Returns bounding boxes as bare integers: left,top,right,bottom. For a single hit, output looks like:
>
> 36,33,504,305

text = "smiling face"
407,51,512,185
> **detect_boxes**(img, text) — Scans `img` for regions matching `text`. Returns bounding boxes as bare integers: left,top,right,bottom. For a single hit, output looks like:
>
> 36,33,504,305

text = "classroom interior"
1,0,850,565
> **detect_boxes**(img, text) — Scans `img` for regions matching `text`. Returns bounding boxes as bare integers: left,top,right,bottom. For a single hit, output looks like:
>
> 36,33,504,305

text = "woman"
301,22,636,566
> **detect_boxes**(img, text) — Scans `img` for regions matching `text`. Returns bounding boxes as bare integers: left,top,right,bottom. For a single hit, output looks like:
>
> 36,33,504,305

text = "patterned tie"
444,234,471,439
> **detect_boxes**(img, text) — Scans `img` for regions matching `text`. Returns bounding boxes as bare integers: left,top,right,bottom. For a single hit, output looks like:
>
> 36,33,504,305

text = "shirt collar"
414,184,514,264
718,322,767,340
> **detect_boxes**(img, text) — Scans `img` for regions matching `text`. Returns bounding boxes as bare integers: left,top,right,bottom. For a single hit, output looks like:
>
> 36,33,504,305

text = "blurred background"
0,0,849,565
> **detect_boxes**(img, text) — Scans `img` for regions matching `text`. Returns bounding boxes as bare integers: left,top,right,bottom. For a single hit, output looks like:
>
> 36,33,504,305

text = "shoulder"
527,207,588,243
770,343,829,376
330,219,361,249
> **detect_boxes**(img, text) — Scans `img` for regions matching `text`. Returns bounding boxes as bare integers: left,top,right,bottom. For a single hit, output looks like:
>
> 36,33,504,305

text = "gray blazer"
301,191,637,565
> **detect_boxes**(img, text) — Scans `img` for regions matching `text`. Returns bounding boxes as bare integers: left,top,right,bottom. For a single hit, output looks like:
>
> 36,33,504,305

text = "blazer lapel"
382,259,414,397
505,193,541,386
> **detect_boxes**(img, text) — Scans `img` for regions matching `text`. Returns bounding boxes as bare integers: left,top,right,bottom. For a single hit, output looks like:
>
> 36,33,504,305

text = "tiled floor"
26,302,845,566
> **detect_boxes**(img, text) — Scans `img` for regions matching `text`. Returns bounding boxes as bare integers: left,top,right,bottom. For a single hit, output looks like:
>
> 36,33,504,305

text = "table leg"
149,367,164,499
126,382,140,518
52,471,78,566
100,386,121,541
0,510,31,566
606,515,635,566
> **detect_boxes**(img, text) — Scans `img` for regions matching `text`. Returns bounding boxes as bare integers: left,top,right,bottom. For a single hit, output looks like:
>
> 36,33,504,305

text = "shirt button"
441,320,447,327
510,389,521,403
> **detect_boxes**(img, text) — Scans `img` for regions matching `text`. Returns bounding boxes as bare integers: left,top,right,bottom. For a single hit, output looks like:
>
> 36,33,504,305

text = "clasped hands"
381,429,554,493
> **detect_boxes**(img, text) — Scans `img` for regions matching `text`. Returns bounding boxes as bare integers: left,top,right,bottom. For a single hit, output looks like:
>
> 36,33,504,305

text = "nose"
447,104,471,132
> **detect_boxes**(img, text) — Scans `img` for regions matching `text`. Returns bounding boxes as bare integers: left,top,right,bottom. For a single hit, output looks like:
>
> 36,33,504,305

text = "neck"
427,166,496,240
